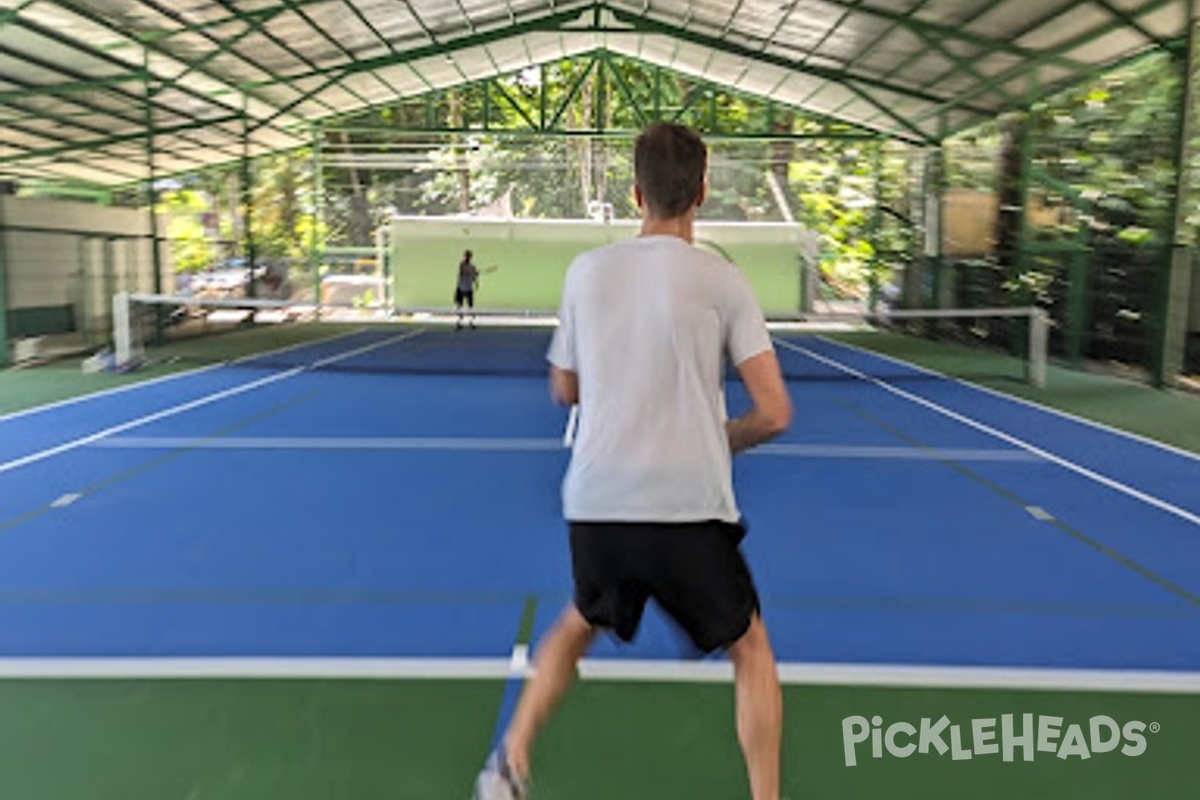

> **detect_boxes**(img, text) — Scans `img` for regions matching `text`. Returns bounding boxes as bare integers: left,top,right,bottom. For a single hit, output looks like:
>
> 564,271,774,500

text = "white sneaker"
471,746,527,800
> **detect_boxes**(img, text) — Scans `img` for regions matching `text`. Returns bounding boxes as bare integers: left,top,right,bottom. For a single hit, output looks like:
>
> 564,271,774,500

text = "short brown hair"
634,122,707,219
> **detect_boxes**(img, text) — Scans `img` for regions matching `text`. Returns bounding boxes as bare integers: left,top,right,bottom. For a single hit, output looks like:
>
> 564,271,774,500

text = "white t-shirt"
546,234,775,523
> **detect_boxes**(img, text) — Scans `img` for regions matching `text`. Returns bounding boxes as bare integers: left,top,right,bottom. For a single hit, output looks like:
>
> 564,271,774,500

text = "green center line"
515,594,539,649
835,398,1200,610
483,594,541,744
0,388,326,536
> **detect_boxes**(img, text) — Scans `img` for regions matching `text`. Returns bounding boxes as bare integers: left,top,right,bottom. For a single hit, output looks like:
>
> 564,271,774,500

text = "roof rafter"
27,0,299,132
817,0,1091,73
908,0,1185,131
0,0,1191,186
0,24,250,169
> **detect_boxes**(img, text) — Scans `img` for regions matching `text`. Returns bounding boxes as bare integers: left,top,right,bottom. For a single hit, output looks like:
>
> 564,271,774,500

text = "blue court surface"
0,326,1197,689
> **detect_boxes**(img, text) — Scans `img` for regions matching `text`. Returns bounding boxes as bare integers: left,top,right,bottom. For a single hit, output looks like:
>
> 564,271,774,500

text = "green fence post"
0,195,9,368
868,137,883,313
1155,5,1198,387
1065,248,1087,366
241,102,257,302
311,125,324,316
144,45,164,344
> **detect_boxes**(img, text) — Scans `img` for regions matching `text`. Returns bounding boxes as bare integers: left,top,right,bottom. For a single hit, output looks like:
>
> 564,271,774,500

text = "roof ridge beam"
245,3,600,133
600,3,989,130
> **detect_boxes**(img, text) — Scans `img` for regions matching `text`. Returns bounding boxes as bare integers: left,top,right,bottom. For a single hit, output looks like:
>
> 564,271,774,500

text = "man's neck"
639,215,694,243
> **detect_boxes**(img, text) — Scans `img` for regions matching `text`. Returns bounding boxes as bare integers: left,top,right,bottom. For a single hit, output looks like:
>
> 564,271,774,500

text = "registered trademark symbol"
1149,722,1161,734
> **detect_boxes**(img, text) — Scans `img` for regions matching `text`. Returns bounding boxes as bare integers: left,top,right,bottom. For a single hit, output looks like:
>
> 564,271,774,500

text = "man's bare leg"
727,615,782,800
502,604,597,781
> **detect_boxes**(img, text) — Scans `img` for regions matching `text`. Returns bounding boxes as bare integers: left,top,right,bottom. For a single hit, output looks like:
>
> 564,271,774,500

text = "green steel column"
653,66,661,120
868,137,883,313
76,236,90,346
920,146,944,311
483,78,491,131
144,46,164,343
1065,249,1087,365
596,51,607,132
241,107,257,300
1017,77,1038,286
103,237,116,347
0,194,9,369
1062,195,1097,367
1012,73,1040,358
539,65,547,131
905,150,929,309
934,113,951,312
1155,0,1198,387
310,126,324,313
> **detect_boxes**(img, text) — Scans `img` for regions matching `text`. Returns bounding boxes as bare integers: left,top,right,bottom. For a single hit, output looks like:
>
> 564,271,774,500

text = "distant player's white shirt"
547,234,774,523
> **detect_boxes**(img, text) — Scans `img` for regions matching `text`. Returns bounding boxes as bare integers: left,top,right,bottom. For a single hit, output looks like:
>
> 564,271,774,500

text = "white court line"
0,327,377,425
0,363,226,424
774,339,1200,529
88,436,1037,463
92,436,566,452
755,443,1040,462
580,660,1200,694
509,645,530,673
0,657,1194,693
811,334,1200,464
0,370,303,475
0,330,425,476
0,658,512,680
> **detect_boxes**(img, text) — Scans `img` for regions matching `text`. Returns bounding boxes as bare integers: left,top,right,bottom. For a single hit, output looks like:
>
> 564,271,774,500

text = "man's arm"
550,366,579,406
726,350,791,454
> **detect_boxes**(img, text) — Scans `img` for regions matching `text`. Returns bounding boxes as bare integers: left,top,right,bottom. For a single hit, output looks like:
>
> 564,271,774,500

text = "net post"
1027,307,1048,388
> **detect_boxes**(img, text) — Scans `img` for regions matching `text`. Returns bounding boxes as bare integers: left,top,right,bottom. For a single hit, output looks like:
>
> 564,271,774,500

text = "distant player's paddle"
563,404,579,448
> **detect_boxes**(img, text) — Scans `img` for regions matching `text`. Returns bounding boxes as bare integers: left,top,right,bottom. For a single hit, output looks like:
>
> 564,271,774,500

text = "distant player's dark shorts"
454,288,474,306
568,519,760,654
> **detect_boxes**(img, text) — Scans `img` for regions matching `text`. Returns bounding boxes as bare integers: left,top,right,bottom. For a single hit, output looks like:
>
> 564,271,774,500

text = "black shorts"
568,519,760,654
454,289,474,306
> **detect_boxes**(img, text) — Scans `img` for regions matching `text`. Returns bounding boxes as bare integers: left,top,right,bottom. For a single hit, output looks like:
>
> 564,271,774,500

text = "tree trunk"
277,157,298,242
995,112,1027,274
338,131,373,246
449,92,472,212
770,111,796,221
578,76,594,215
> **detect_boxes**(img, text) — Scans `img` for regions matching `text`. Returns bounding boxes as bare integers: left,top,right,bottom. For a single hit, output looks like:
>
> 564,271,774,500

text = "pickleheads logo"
842,714,1160,767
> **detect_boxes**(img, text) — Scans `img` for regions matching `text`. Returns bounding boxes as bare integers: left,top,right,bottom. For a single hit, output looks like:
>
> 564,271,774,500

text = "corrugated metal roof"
0,0,1188,186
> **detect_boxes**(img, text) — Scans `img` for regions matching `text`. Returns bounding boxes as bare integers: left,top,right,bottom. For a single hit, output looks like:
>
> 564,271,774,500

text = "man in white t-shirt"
473,122,792,800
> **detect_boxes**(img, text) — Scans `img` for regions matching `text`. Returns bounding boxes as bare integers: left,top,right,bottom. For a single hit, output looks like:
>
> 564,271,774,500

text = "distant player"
455,249,479,329
472,122,792,800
